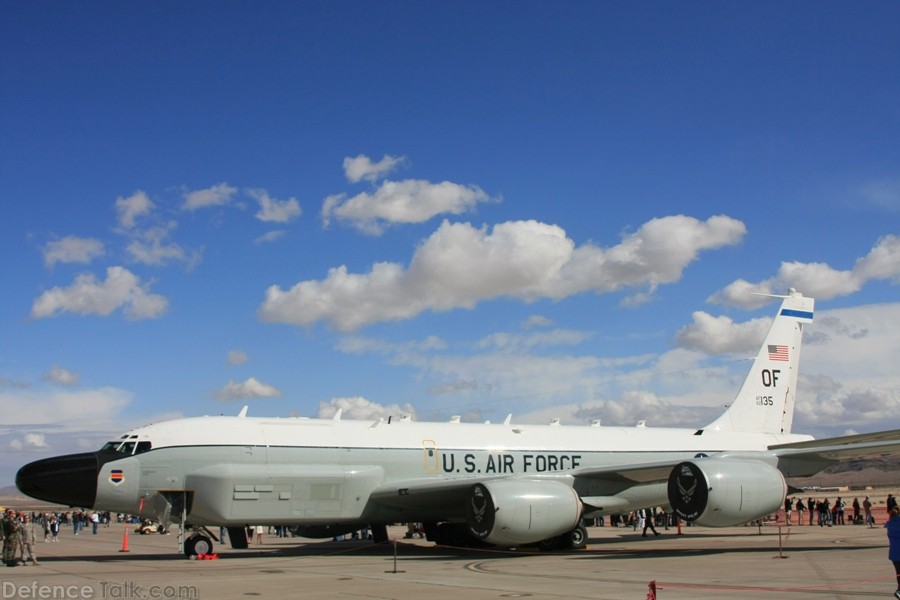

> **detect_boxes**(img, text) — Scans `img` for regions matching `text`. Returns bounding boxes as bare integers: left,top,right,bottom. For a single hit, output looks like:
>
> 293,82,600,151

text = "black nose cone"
16,452,100,508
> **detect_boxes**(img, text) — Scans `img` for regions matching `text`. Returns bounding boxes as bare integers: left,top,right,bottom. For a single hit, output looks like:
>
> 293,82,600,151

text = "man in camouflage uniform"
2,508,20,566
18,513,39,565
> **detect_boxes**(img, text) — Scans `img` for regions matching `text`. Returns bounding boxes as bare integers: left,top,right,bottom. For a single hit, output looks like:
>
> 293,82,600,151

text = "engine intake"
465,479,582,546
667,458,786,527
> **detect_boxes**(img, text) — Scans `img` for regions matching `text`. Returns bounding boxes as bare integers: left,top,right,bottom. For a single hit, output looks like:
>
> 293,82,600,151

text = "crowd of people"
783,494,891,527
0,508,127,567
2,508,40,566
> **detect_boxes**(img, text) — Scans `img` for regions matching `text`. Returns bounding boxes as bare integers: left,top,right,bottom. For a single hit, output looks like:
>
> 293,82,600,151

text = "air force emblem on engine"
667,461,708,522
466,483,496,539
470,485,488,523
676,464,698,503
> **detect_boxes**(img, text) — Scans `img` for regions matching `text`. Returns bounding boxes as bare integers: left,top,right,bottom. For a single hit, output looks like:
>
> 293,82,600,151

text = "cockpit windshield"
99,440,152,455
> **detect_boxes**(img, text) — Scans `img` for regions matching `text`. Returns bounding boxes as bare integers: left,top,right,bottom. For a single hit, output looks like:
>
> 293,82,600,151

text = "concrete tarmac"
0,521,895,600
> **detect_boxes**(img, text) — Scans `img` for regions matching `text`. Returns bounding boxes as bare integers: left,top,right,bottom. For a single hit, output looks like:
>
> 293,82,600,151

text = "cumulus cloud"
316,396,417,420
522,315,553,329
260,215,746,331
227,350,249,366
125,222,200,268
675,312,772,355
343,154,407,183
247,188,302,223
214,377,282,401
43,365,80,386
182,182,238,211
254,230,286,245
476,328,594,352
321,179,493,234
43,236,105,267
710,235,900,309
517,391,724,429
10,433,48,451
31,266,168,320
115,190,154,229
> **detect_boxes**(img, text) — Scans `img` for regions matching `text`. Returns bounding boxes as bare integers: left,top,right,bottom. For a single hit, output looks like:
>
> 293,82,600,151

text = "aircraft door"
422,440,439,473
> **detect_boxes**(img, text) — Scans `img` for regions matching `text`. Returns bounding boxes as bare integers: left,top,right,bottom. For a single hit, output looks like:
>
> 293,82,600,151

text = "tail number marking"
761,369,781,387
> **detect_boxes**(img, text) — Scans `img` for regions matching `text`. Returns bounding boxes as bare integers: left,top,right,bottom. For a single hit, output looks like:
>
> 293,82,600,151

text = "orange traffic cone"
119,526,130,552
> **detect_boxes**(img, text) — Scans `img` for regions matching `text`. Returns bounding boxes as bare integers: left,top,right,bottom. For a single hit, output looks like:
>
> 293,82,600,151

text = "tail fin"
704,289,814,434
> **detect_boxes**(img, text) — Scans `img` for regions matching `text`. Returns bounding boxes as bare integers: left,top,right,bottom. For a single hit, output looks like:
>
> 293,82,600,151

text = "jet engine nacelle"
465,479,582,546
667,458,786,527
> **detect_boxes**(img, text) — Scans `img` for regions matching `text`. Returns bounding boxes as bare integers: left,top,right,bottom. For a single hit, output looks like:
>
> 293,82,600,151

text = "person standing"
50,516,59,542
865,496,875,527
796,498,805,525
884,505,900,599
18,515,38,566
784,497,794,525
641,508,659,537
1,509,20,567
807,497,815,526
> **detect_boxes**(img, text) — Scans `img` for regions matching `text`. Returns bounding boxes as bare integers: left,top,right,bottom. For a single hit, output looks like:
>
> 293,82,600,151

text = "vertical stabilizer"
704,289,814,434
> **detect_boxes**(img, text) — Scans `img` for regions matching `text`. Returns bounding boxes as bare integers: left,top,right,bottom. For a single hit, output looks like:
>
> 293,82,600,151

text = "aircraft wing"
369,459,683,517
369,473,528,515
769,429,900,477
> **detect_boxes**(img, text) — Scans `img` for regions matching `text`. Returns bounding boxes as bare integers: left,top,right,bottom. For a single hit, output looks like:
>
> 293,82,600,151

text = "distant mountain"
788,457,900,489
0,485,23,497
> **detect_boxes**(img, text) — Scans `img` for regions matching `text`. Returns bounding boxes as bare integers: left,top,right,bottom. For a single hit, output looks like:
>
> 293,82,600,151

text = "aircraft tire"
567,524,588,550
537,535,563,551
184,534,213,558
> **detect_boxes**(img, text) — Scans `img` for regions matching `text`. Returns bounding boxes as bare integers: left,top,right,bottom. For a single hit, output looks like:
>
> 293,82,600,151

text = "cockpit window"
100,440,153,455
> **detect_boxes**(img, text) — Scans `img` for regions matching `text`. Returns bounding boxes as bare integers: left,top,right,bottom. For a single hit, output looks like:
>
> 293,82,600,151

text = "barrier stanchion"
385,539,405,574
773,524,788,559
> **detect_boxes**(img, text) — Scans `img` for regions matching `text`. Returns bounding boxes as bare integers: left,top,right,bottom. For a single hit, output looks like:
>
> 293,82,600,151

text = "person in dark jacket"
884,505,900,599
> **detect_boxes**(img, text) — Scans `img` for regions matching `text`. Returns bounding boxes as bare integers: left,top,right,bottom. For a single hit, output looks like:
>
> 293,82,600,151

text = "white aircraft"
16,290,900,557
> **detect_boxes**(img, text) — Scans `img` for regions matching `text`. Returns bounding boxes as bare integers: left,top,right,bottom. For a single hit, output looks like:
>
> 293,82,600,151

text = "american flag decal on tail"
768,344,789,361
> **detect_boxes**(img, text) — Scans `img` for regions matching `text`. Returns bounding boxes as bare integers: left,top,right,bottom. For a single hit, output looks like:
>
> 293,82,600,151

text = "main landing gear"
183,531,214,558
537,523,588,551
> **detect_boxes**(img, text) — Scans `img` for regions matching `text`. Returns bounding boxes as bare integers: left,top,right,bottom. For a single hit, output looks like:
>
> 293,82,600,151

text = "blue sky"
2,2,899,486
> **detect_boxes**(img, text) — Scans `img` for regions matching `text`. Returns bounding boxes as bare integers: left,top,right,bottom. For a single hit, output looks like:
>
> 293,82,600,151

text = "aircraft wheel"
184,534,213,558
537,535,563,551
567,524,588,550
